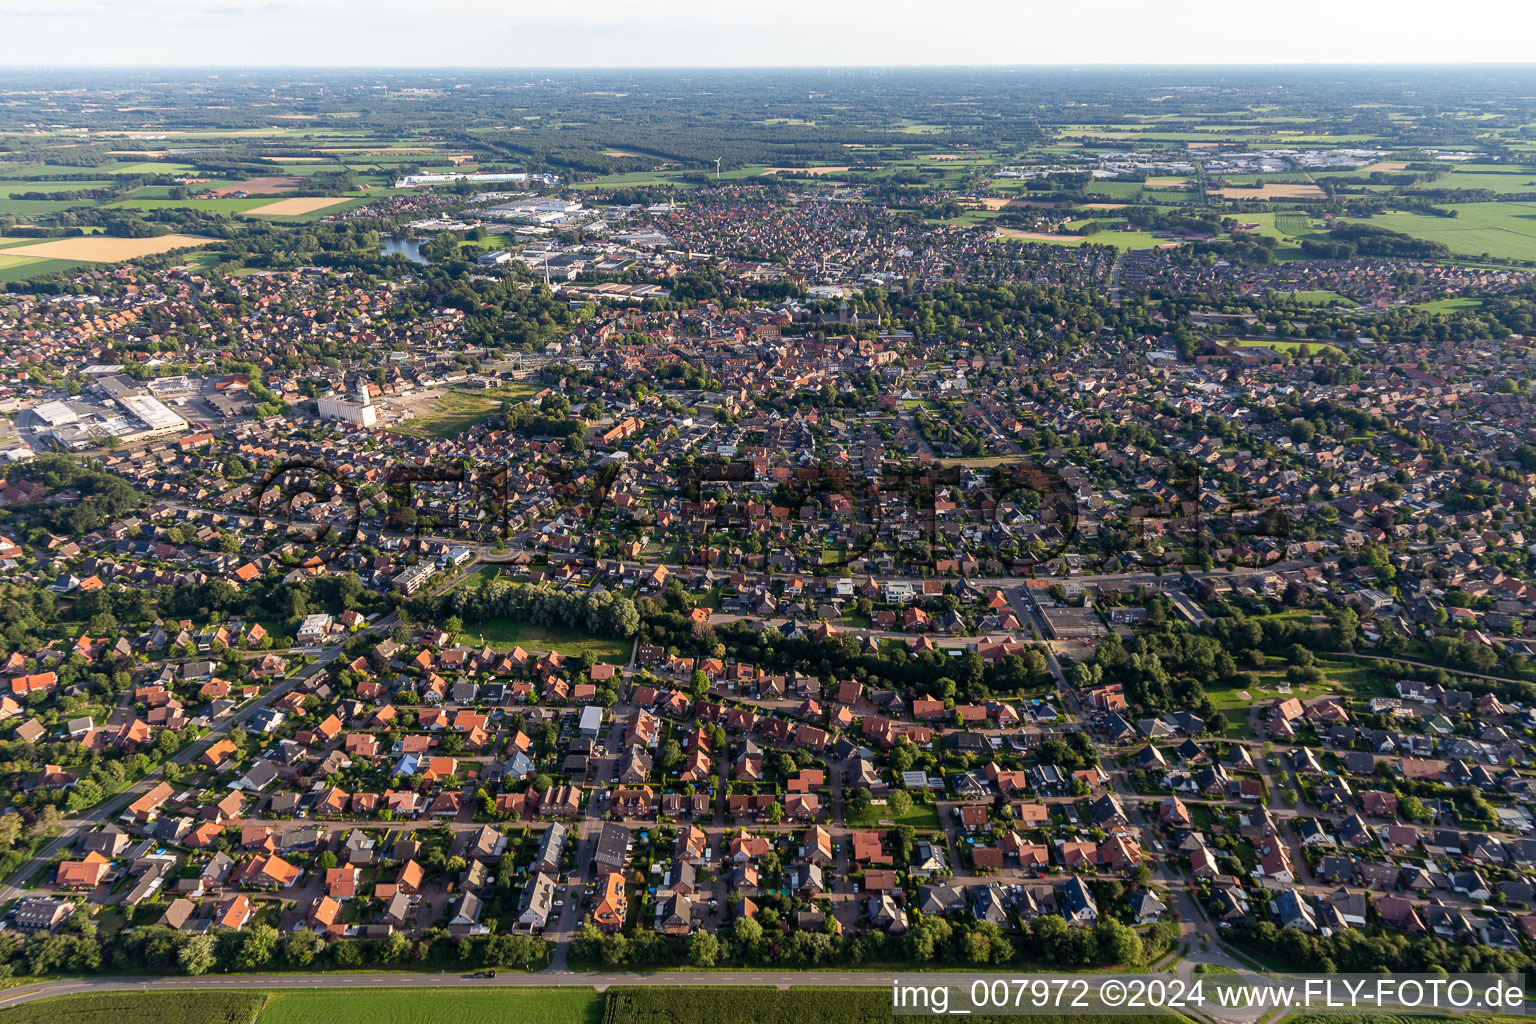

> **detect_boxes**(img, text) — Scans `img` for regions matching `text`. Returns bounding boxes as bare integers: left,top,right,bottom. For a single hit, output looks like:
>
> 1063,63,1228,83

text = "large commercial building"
118,394,188,437
317,378,377,428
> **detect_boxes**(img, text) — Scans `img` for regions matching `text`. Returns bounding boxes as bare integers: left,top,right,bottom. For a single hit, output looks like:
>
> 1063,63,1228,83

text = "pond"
380,236,430,264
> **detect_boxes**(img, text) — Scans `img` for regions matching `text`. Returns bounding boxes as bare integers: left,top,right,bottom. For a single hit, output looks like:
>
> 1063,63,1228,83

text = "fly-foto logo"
252,453,1289,573
249,458,362,567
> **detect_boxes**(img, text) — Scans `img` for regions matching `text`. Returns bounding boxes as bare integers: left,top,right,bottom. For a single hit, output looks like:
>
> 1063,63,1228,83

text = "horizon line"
6,61,1536,71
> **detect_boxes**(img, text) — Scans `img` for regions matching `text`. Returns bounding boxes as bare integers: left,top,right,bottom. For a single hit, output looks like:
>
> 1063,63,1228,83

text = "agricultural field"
0,234,214,262
0,992,263,1024
1365,202,1536,262
254,988,603,1024
568,170,703,190
112,197,278,214
605,989,1185,1024
1407,168,1536,194
0,254,87,283
245,197,354,217
1209,183,1327,200
210,176,304,195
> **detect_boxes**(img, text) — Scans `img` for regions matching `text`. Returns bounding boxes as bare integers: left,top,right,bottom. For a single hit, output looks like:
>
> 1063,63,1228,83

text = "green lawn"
256,988,602,1024
454,565,505,591
845,801,942,829
1200,683,1255,738
1233,339,1344,354
456,620,631,663
1411,296,1483,314
1279,290,1355,307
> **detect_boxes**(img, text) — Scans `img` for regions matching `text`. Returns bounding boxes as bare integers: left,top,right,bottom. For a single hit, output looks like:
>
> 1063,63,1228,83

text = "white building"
317,378,377,428
296,613,334,644
31,400,77,428
119,394,188,437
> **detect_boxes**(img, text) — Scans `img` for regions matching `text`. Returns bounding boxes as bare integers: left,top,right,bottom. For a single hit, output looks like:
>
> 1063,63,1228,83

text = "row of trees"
6,919,545,979
571,911,1164,970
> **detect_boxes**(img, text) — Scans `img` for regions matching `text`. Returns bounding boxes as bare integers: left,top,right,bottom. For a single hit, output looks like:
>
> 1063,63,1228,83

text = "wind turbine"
715,158,721,181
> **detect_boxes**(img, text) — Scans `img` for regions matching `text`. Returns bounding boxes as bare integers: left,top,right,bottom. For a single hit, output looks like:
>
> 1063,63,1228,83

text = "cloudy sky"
5,0,1536,66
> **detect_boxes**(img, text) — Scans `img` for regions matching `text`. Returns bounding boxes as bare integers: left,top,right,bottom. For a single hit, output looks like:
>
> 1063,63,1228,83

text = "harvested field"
1352,161,1409,173
1211,183,1326,200
212,176,302,196
601,150,646,158
245,196,350,216
0,234,214,261
1145,177,1195,187
1078,202,1129,210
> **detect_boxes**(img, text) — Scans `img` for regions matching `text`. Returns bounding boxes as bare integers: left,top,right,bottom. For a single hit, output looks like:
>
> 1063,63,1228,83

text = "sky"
5,0,1536,67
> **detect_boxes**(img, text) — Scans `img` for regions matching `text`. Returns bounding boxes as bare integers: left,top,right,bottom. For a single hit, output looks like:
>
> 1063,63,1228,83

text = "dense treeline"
415,578,641,640
1231,920,1532,975
1301,222,1450,260
8,454,145,538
